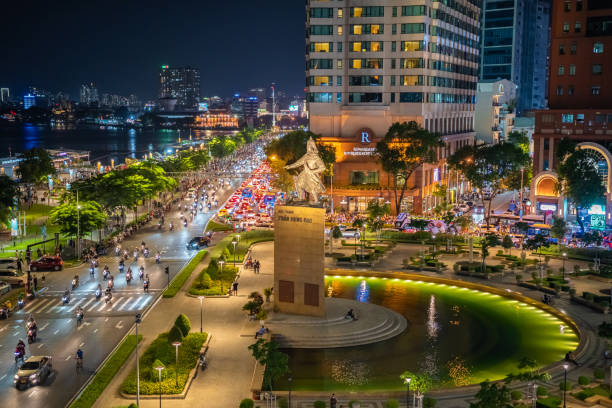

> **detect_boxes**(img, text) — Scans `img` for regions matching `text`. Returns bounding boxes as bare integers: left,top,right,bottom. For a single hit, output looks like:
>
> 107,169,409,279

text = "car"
187,236,210,250
341,228,361,239
0,281,11,295
14,356,52,389
0,270,26,286
0,258,18,271
29,256,63,271
457,204,470,213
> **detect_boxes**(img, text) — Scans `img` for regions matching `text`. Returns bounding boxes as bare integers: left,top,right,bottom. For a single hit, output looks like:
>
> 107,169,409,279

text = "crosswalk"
15,292,155,316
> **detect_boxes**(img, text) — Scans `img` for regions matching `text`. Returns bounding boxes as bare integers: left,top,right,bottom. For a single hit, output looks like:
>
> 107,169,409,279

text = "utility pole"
271,84,276,129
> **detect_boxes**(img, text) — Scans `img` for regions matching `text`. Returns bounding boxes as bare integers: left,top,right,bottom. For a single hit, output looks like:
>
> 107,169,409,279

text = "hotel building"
529,0,612,225
306,0,481,214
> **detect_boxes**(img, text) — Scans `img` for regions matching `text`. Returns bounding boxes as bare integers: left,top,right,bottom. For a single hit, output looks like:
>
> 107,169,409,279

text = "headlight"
29,374,38,379
14,375,19,380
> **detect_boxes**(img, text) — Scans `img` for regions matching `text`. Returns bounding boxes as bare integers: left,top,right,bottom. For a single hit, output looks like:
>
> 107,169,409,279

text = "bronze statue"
285,137,326,203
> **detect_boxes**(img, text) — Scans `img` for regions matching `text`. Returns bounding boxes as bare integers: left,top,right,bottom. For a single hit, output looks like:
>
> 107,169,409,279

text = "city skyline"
0,0,305,99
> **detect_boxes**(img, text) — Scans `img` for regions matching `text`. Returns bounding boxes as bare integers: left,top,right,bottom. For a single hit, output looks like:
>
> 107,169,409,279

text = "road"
0,154,261,408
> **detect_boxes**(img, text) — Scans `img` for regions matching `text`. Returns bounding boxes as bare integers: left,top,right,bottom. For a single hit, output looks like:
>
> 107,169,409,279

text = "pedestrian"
41,275,46,285
330,393,337,408
232,281,238,295
33,276,38,292
16,258,22,273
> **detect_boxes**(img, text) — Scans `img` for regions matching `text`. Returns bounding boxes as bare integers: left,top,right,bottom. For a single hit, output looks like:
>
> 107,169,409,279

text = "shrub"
574,264,581,273
511,390,523,400
584,292,595,302
175,314,191,336
423,397,437,408
313,401,326,408
163,250,207,298
578,376,590,385
168,325,184,343
559,380,572,391
574,389,596,401
199,272,212,289
537,386,548,396
594,367,605,379
277,397,288,408
128,404,137,408
385,399,399,408
349,401,360,408
240,399,254,408
536,396,561,408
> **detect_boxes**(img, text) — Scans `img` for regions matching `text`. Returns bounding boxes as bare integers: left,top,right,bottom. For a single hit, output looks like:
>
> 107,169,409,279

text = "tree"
16,147,56,185
49,200,107,238
524,234,549,263
410,219,429,231
551,217,568,241
502,235,514,255
248,339,289,391
448,142,529,227
331,225,343,253
366,199,390,242
400,371,433,407
469,381,512,408
582,230,602,247
0,175,19,225
269,158,294,193
265,130,336,168
480,234,501,272
376,122,443,214
504,357,551,384
556,148,606,233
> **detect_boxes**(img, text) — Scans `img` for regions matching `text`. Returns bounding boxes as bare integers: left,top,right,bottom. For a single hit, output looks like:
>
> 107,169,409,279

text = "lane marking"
39,323,49,331
115,321,124,329
0,374,6,381
109,297,125,311
81,298,96,311
53,329,59,335
93,328,98,333
117,297,133,311
27,299,51,313
68,298,86,312
65,355,71,361
104,318,109,322
37,343,44,349
79,342,85,347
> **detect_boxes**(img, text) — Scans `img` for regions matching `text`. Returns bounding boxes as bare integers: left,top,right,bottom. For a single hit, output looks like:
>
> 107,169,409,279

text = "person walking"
232,281,239,295
16,258,22,274
330,393,337,408
33,276,38,292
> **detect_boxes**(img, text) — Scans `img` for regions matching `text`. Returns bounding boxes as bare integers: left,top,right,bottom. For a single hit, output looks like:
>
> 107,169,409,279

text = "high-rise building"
474,79,517,144
80,83,99,106
529,0,612,223
306,0,480,214
159,65,200,110
241,97,259,127
1,88,9,103
23,94,36,109
480,0,552,114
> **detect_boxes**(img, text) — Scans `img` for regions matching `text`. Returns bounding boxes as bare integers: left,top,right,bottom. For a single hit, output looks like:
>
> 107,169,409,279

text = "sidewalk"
94,238,274,408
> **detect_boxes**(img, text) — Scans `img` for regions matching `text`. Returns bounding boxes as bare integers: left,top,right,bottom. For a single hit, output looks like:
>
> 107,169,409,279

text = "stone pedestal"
274,205,325,317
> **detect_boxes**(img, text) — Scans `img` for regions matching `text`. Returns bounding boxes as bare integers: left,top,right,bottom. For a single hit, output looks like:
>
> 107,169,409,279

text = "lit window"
352,42,362,52
574,21,581,32
371,42,382,52
556,86,564,96
352,25,362,35
313,43,331,52
337,59,342,69
592,86,601,95
353,7,362,17
563,22,570,32
558,65,565,75
564,0,571,11
594,42,604,54
401,75,421,86
569,65,576,75
351,60,362,69
568,85,575,95
562,114,574,123
371,25,381,34
337,26,343,35
337,8,343,18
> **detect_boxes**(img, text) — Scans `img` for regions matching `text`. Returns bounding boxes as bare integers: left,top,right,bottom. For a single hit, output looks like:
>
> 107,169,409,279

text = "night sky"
0,0,305,99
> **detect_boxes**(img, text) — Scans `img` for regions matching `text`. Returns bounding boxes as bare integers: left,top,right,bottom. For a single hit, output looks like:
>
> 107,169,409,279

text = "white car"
341,228,361,239
457,204,470,213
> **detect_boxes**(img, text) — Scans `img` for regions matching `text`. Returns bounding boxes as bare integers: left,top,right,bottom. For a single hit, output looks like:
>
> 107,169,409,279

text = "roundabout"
274,272,580,392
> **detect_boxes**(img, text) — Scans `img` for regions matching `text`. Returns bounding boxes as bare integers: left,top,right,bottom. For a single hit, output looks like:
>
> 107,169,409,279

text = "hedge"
69,334,142,408
536,396,561,408
121,332,207,395
162,250,207,298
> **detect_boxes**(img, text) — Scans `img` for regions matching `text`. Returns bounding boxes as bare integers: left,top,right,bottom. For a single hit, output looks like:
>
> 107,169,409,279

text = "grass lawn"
162,250,207,298
69,335,142,408
120,332,207,395
205,220,233,232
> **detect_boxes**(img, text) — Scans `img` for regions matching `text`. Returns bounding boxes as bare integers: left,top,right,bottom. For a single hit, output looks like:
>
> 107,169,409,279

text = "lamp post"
405,377,411,408
288,376,292,408
562,252,567,281
135,313,142,407
198,296,204,333
232,239,237,268
76,189,81,258
563,363,569,408
172,342,181,387
155,366,165,408
219,260,225,294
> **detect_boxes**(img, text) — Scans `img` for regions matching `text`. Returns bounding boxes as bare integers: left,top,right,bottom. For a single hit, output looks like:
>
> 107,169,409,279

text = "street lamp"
155,365,165,408
288,376,293,408
198,296,204,333
135,313,142,407
232,239,238,268
219,260,225,295
405,377,411,408
563,363,569,408
562,252,567,281
172,342,181,387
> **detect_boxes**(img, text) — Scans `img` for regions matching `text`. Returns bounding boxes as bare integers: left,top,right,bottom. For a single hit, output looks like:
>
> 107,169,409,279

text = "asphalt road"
0,160,257,408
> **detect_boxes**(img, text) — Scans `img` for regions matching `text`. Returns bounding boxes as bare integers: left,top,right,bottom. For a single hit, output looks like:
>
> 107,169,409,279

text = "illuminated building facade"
194,111,239,129
159,65,200,110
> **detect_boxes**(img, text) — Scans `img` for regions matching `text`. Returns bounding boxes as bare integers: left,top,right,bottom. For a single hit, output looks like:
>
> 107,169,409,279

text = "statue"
285,137,326,203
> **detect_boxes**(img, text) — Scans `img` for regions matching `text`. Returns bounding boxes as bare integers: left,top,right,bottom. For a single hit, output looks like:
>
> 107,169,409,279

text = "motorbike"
115,246,121,256
90,264,95,275
118,263,124,274
169,223,174,231
62,294,70,305
155,254,160,264
157,223,162,230
95,289,102,299
199,353,207,371
143,280,149,293
139,269,144,280
17,299,25,309
76,311,84,325
126,272,132,284
144,249,150,258
105,292,112,304
183,220,188,227
14,349,25,364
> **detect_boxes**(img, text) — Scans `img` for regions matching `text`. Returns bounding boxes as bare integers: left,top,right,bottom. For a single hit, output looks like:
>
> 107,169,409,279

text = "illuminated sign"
343,147,376,156
588,204,605,215
539,203,557,211
198,103,208,112
591,214,606,230
361,131,371,143
289,105,299,111
433,168,440,182
161,65,169,69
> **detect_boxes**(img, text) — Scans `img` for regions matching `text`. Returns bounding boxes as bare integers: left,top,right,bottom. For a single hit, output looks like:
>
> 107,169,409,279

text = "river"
0,125,234,164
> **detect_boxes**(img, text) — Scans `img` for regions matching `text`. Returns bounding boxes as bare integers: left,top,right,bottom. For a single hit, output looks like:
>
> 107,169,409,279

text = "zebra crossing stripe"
117,297,133,311
129,296,149,310
68,298,86,312
27,299,51,314
109,297,125,311
45,299,64,313
81,298,96,311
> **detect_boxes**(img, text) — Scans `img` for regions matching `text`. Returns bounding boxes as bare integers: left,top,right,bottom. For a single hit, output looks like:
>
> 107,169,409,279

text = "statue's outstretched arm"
284,156,305,170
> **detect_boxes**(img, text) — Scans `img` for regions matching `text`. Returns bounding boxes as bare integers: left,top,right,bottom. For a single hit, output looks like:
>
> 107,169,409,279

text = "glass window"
401,41,424,52
570,42,577,54
401,5,426,16
401,75,423,86
562,114,574,123
558,65,565,75
337,42,342,52
311,42,332,52
577,114,585,123
594,42,604,53
308,59,333,69
337,76,342,86
568,85,575,95
399,92,424,103
400,58,424,69
576,0,583,10
307,92,333,103
337,59,342,68
391,59,396,69
559,44,565,55
391,41,396,52
337,92,342,103
337,8,343,18
575,21,581,32
350,171,379,185
350,7,384,17
310,25,334,35
391,93,395,103
392,7,397,17
337,26,343,35
310,8,333,18
309,76,333,86
348,93,382,103
592,86,601,95
593,64,603,74
392,24,397,35
556,86,564,95
564,1,571,12
401,23,425,34
569,65,576,75
391,76,396,86
563,22,570,32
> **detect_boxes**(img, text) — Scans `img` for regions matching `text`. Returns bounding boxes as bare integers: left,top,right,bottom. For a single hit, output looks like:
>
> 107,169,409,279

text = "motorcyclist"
169,222,174,231
107,276,114,291
76,348,83,368
15,340,26,363
63,289,70,304
155,252,161,264
105,288,112,304
143,247,150,258
95,284,102,299
76,307,84,324
126,269,132,284
133,249,138,262
118,260,124,273
115,245,121,256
